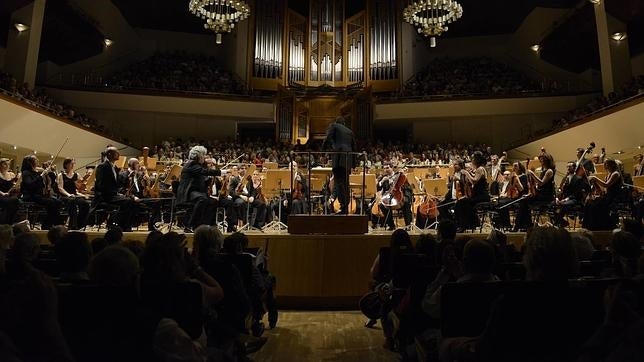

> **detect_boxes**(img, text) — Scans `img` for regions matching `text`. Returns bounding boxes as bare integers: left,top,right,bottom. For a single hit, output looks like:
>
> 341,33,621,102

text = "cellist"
378,162,412,230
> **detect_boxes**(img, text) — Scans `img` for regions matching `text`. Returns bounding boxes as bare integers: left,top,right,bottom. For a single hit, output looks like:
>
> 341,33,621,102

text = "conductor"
322,116,356,214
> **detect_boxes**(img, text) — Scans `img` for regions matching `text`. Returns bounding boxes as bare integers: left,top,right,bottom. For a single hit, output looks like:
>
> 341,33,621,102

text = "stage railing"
290,151,368,216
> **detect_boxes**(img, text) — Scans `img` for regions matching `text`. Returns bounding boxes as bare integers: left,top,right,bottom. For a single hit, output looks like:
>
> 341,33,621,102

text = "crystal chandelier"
188,0,251,44
403,0,463,47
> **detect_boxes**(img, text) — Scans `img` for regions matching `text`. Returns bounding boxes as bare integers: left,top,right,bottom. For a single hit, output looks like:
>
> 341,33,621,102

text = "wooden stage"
31,229,613,309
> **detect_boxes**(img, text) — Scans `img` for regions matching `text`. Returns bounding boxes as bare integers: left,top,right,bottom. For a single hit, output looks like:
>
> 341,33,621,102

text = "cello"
380,171,408,210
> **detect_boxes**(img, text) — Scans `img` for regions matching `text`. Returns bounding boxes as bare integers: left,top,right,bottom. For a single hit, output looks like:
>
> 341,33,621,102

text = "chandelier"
403,0,463,47
188,0,251,44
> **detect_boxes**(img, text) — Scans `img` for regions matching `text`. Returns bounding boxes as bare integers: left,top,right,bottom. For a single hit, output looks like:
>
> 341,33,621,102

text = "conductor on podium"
323,116,356,214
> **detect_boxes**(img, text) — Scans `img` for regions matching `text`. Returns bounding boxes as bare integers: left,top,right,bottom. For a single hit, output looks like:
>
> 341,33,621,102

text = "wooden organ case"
249,0,396,143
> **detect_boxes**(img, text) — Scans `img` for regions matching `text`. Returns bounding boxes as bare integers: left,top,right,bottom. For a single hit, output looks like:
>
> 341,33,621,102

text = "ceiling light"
189,0,251,44
530,44,540,52
50,155,54,159
103,38,113,47
611,32,626,41
14,23,29,32
33,150,37,155
12,145,17,150
216,33,222,45
589,0,600,4
403,0,464,48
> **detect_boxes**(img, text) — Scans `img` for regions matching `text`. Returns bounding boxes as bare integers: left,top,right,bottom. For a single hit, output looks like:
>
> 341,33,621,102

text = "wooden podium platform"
288,215,369,235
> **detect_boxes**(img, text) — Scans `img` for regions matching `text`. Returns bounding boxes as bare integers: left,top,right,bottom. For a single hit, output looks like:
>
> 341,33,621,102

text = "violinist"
516,151,556,230
227,165,245,228
0,158,20,224
120,158,161,231
94,147,136,232
56,158,91,230
241,170,268,229
19,155,63,230
553,161,585,227
634,154,643,177
489,154,504,196
41,161,59,195
438,159,465,221
583,159,623,231
205,160,239,232
176,145,228,233
495,170,523,229
455,151,490,232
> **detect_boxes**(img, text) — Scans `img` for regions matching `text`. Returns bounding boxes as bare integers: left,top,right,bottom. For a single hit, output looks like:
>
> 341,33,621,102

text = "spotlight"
12,145,17,150
530,44,540,52
611,32,626,41
14,23,29,32
50,155,54,159
33,150,37,154
103,38,113,47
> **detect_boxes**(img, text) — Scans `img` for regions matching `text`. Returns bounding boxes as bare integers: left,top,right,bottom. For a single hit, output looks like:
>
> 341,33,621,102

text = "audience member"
104,227,124,246
89,245,140,288
523,226,579,281
55,231,92,282
47,225,68,246
90,237,108,254
610,231,641,278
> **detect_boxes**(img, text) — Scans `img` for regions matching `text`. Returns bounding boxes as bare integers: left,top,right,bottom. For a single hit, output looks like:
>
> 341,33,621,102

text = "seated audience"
54,231,92,282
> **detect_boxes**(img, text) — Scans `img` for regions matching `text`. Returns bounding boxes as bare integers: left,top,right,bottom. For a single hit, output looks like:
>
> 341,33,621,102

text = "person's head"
454,160,465,172
390,229,413,252
252,170,261,183
566,161,575,175
382,162,393,176
591,154,600,164
104,227,123,246
142,232,188,283
576,148,585,159
462,239,495,275
621,219,643,241
12,222,30,237
90,246,140,288
11,232,40,265
538,152,555,170
47,225,68,246
128,158,140,171
21,155,38,172
604,158,618,173
230,165,239,176
571,234,595,261
523,226,578,281
502,170,511,182
290,161,298,172
239,165,247,176
193,225,224,265
335,116,345,125
0,158,9,172
437,219,457,242
188,145,207,163
512,161,525,175
105,147,120,162
63,158,75,172
55,232,91,274
145,230,163,248
223,232,247,254
610,231,641,277
471,151,485,168
491,155,499,165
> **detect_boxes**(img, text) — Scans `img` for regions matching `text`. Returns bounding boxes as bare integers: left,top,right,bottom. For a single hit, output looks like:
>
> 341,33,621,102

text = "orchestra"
0,141,641,233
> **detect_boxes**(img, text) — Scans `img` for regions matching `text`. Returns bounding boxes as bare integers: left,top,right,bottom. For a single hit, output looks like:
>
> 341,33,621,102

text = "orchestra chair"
215,206,228,234
89,202,120,232
18,201,57,230
474,202,498,232
529,201,555,226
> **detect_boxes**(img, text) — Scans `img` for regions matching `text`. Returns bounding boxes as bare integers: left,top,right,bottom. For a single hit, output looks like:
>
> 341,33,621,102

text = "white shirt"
109,161,117,180
451,171,462,199
500,180,510,197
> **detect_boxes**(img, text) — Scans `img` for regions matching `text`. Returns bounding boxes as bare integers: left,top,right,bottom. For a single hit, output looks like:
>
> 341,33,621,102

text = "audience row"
0,223,275,361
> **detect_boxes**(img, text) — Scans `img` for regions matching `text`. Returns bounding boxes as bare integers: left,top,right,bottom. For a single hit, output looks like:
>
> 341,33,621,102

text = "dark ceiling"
111,0,212,35
38,0,104,65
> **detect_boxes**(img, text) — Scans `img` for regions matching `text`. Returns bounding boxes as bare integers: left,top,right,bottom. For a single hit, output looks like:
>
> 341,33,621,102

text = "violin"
41,163,56,198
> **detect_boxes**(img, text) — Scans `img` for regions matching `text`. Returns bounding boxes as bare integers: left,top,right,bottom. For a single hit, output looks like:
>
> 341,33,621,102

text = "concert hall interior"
1,0,644,361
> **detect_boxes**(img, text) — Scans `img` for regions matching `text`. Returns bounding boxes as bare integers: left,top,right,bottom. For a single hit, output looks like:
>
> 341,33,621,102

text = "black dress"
0,177,19,224
20,169,63,229
60,172,90,230
583,172,622,230
455,168,490,230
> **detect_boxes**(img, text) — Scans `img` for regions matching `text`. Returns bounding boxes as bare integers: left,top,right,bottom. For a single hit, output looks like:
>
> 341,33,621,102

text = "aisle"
251,311,400,362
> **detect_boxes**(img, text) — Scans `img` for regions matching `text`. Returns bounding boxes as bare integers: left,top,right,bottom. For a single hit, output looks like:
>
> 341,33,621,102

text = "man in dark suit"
322,116,356,214
554,161,586,227
576,148,595,175
94,147,135,231
176,145,228,232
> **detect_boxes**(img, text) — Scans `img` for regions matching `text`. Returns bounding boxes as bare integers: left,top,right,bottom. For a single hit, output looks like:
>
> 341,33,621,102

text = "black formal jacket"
561,175,586,202
119,169,145,199
94,160,123,202
322,122,357,170
176,161,221,204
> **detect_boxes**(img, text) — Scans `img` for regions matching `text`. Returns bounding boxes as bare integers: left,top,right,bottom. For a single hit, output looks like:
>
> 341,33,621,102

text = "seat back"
217,253,255,290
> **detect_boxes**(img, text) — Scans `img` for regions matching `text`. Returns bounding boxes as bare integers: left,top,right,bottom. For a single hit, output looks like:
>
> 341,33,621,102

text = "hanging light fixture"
188,0,251,44
403,0,463,48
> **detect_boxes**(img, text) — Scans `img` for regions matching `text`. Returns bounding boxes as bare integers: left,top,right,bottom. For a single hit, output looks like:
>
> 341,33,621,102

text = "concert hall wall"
0,95,138,166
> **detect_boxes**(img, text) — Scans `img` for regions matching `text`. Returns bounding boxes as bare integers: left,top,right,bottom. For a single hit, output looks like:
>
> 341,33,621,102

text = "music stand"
262,169,290,232
164,165,182,186
423,179,448,198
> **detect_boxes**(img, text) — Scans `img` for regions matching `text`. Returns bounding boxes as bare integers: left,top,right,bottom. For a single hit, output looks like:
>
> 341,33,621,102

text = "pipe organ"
250,0,398,91
254,1,391,143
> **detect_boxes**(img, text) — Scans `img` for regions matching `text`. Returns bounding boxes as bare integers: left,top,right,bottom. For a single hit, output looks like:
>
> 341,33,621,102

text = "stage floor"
31,228,613,309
